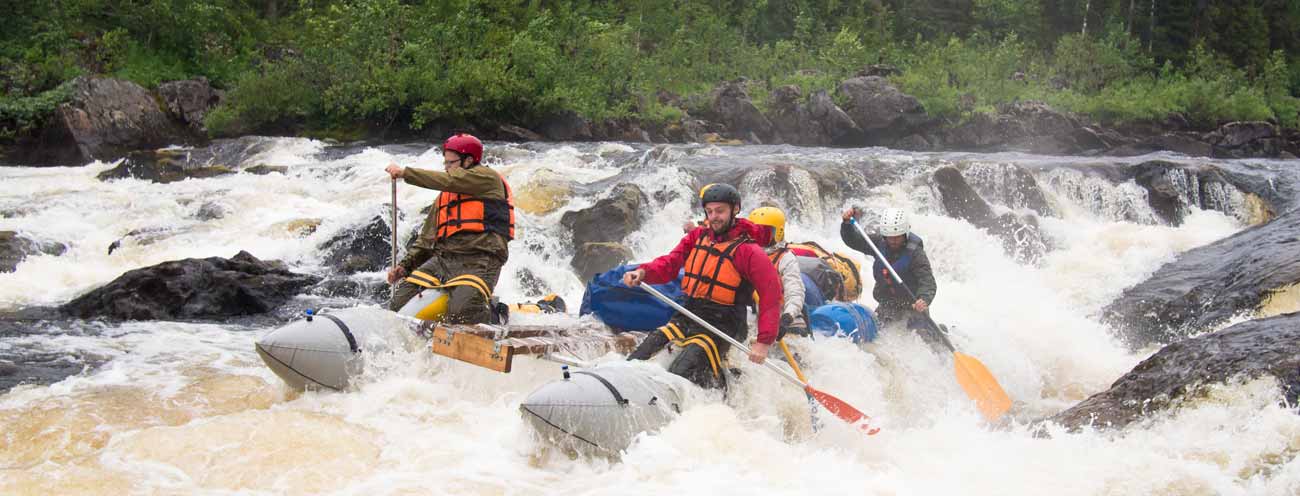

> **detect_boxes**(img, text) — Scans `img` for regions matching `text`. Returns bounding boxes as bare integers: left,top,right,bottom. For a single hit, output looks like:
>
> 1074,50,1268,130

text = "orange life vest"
682,234,751,306
434,171,515,240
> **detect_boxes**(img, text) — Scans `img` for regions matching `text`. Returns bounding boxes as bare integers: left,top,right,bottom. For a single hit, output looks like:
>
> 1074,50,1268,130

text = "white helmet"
877,208,910,237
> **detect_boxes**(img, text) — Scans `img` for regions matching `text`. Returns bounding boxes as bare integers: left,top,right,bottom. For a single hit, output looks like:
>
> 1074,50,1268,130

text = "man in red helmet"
623,183,783,389
384,133,514,324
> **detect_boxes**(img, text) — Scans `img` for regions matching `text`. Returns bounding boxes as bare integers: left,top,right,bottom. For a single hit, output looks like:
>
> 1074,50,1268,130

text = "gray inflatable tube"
520,363,685,456
255,307,393,391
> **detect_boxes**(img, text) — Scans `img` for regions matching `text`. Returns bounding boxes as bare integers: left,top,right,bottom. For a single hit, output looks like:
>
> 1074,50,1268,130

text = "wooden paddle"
849,218,1012,422
641,284,880,435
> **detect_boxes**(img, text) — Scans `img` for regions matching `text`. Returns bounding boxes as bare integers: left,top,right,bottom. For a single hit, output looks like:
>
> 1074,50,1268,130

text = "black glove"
779,313,807,339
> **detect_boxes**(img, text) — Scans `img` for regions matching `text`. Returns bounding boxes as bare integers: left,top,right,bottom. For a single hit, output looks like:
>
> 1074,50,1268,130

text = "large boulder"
0,231,67,273
319,211,401,274
513,169,576,215
835,76,933,146
1105,133,1213,158
766,85,826,146
97,149,234,184
937,101,1106,154
61,251,320,320
96,136,294,183
1129,160,1261,226
959,163,1054,217
495,124,544,142
591,118,651,143
1048,312,1300,431
54,76,197,162
807,90,861,146
560,183,647,248
536,110,594,141
708,80,774,143
930,167,1049,264
765,86,861,147
1101,207,1300,348
157,77,224,133
1203,121,1284,158
571,242,634,283
0,115,82,166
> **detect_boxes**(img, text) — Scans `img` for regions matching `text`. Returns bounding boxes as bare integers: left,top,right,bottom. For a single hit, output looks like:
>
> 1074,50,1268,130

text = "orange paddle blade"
805,385,881,435
952,351,1012,422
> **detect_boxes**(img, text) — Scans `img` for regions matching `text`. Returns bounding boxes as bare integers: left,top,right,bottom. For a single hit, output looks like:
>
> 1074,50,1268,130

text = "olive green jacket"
398,164,510,271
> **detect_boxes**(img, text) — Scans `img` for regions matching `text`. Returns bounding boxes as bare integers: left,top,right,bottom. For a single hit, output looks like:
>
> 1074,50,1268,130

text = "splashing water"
2,140,1298,495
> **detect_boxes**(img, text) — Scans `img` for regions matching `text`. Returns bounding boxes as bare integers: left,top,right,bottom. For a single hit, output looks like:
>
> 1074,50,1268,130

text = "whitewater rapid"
2,139,1297,495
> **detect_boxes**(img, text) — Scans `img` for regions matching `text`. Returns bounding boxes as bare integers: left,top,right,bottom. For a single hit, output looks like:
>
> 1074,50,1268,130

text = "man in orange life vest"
384,133,514,324
623,184,783,389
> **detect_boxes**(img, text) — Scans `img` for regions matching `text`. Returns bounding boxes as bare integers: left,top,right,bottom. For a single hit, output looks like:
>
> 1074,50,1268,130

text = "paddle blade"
804,385,881,435
952,351,1012,422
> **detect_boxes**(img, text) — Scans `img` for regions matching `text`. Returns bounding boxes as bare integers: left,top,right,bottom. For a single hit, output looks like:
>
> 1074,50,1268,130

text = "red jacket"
639,219,782,344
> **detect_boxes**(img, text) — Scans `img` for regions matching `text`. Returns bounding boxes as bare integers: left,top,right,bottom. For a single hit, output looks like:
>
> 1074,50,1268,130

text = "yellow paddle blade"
952,351,1012,422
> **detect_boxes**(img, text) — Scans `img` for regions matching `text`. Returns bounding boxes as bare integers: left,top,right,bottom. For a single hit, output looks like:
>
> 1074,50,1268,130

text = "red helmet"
443,133,483,164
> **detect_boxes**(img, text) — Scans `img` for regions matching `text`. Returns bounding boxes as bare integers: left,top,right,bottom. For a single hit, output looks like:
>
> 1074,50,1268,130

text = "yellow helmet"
748,206,786,243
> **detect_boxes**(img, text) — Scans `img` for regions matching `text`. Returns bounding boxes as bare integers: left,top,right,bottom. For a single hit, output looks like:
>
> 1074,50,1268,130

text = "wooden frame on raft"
419,322,642,373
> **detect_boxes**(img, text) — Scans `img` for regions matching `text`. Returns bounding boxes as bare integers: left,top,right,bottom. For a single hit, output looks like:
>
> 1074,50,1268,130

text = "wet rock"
513,169,575,215
496,124,544,142
311,276,387,303
960,163,1054,217
107,227,179,255
61,251,320,321
97,149,235,184
1203,121,1284,158
1102,207,1300,348
319,211,401,275
244,165,288,175
1129,160,1259,226
807,90,861,146
0,232,67,272
515,267,553,298
537,110,594,141
767,85,826,145
571,242,633,283
561,184,647,248
194,202,228,221
1048,312,1300,431
931,167,1048,263
157,77,223,133
0,115,83,166
836,76,933,146
735,164,828,226
54,76,197,162
679,118,720,143
937,101,1102,154
267,218,321,238
99,136,294,183
1285,129,1300,157
708,80,774,143
893,134,931,151
1105,133,1213,158
591,118,651,143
